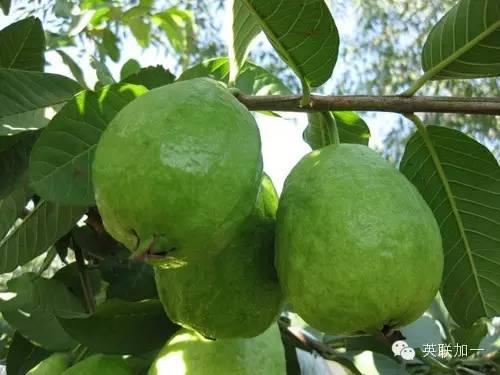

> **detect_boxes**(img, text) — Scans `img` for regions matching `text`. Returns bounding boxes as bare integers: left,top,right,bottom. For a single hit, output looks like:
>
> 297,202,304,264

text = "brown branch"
234,93,500,115
278,319,338,358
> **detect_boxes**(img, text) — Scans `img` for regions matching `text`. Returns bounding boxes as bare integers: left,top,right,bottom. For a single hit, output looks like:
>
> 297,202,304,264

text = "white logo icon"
392,340,416,360
392,340,408,355
400,347,416,360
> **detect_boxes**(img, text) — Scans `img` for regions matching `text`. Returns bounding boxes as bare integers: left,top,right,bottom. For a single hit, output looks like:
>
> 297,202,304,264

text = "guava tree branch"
234,93,500,115
278,318,338,358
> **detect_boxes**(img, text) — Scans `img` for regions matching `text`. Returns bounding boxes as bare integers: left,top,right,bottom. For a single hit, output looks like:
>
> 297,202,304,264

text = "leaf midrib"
416,121,488,317
7,19,35,69
241,0,309,97
0,69,80,119
404,16,500,96
0,200,46,250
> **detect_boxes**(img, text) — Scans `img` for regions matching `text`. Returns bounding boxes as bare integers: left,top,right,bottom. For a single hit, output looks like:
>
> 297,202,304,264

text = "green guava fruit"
148,325,286,374
27,353,70,375
155,175,284,339
92,78,262,259
62,354,132,375
275,143,443,334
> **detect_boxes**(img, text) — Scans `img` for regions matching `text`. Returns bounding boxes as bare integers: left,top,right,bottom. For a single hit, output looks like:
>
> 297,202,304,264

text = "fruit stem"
228,87,241,96
300,81,312,107
321,112,340,146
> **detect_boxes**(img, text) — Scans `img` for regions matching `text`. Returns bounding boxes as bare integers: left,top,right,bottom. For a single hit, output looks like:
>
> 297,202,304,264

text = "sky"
0,2,397,193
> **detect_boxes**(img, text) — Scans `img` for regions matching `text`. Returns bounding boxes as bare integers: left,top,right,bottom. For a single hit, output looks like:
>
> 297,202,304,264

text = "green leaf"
1,0,11,15
0,17,45,71
56,50,88,88
100,28,120,62
89,6,112,27
80,0,106,10
0,69,81,131
59,299,179,354
351,351,409,375
452,319,488,348
100,259,157,302
90,57,114,86
0,185,30,240
53,262,102,306
334,112,371,146
71,224,125,260
304,111,370,150
45,31,75,50
179,57,291,95
0,273,84,351
71,224,157,301
400,125,500,327
422,0,500,80
304,112,337,149
123,4,150,21
229,0,262,83
242,0,339,98
0,130,39,198
6,332,50,375
28,83,147,205
0,201,85,273
128,17,151,48
120,58,141,80
122,65,175,89
152,7,195,55
0,108,55,137
235,62,293,96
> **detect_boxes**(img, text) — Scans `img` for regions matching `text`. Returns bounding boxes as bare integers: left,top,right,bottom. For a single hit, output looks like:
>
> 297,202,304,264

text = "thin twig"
234,93,500,115
72,238,96,314
277,318,338,359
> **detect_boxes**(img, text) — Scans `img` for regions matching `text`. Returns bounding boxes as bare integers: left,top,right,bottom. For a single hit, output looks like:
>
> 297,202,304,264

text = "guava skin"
62,354,132,375
148,325,286,375
275,143,444,335
92,78,263,259
26,353,70,375
155,175,284,339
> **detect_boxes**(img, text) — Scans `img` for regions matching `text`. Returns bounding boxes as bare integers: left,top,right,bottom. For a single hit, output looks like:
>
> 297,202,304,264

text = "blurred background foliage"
11,0,498,161
339,0,499,161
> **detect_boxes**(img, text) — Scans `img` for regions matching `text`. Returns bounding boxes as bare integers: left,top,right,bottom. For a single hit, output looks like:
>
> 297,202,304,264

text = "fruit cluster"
89,78,443,374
